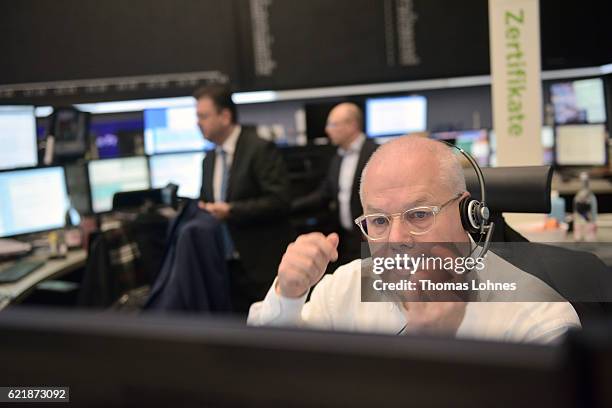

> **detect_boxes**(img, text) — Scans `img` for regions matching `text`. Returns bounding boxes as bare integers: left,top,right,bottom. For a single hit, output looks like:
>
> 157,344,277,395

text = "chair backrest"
466,166,612,323
465,165,553,213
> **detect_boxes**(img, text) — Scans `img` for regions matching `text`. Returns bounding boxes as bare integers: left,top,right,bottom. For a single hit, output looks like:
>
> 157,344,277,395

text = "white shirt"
213,125,242,202
247,250,581,344
337,133,366,230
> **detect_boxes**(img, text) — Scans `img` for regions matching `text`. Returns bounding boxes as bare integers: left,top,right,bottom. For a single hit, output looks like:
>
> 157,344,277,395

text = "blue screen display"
0,167,68,237
144,106,214,155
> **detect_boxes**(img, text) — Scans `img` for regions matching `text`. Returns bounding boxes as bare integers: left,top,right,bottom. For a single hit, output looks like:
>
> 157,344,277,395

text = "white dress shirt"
213,125,242,202
337,133,366,230
247,249,581,344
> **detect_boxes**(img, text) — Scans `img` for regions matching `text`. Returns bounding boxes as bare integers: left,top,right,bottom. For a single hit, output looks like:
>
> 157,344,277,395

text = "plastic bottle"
573,172,598,242
549,190,566,224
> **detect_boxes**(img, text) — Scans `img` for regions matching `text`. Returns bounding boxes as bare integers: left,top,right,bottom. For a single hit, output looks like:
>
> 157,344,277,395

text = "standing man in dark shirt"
196,84,293,312
293,103,378,266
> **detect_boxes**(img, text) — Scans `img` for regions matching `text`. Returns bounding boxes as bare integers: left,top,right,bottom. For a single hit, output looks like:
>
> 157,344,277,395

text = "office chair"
466,166,612,323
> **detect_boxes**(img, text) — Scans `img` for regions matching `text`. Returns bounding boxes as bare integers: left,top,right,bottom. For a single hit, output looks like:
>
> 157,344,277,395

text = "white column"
489,0,543,166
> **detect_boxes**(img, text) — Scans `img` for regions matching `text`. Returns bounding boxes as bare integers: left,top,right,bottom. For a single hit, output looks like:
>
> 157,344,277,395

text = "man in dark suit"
195,84,294,312
293,103,378,266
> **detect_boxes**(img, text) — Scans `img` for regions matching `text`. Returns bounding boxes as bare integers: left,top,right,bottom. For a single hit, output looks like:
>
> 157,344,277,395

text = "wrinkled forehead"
361,156,449,212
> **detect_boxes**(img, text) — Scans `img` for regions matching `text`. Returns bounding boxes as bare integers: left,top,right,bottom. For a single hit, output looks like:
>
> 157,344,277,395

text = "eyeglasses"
354,194,463,240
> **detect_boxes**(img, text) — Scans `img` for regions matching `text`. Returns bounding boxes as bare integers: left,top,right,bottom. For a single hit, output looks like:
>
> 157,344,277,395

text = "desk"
553,177,612,213
0,249,87,310
553,178,612,195
511,218,612,266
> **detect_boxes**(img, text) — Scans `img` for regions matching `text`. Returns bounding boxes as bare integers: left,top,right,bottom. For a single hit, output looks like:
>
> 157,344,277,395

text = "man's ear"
220,108,232,125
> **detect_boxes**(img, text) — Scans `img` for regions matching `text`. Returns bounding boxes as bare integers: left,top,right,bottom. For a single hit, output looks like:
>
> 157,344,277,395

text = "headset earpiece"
459,196,479,234
459,195,490,234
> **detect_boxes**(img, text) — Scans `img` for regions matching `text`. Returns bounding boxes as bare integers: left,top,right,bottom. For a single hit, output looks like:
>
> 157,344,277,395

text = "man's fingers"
282,254,324,285
278,252,325,298
295,232,325,244
326,233,340,262
285,240,330,278
277,232,340,298
279,257,312,286
296,233,338,263
297,243,331,269
291,250,328,278
326,232,339,248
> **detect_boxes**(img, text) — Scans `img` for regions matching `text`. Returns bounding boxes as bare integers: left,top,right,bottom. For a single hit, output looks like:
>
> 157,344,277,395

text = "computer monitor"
49,107,90,161
144,106,214,155
550,78,607,125
568,321,612,408
0,105,38,170
555,124,607,167
149,152,205,199
365,95,427,137
431,129,490,166
91,116,144,159
0,309,571,407
0,167,68,238
87,157,150,213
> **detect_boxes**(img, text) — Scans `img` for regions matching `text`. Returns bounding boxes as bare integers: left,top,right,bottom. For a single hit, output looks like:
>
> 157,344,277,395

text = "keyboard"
0,260,45,283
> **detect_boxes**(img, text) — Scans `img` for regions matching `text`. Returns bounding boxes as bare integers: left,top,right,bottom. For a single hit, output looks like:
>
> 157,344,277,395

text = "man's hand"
276,232,339,298
398,242,468,335
199,201,231,220
401,301,466,335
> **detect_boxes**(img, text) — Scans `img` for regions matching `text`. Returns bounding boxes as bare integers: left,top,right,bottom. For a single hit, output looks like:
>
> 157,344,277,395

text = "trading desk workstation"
1,84,612,405
2,1,612,405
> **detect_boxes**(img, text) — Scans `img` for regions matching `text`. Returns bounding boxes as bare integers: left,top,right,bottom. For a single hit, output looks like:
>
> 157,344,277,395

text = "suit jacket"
145,200,232,312
200,126,294,286
293,137,379,234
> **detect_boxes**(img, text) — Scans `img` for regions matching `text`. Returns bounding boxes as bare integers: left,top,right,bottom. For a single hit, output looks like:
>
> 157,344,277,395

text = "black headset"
441,141,495,260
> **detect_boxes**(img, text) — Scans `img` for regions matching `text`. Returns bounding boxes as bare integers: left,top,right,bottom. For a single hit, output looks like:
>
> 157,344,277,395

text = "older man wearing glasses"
248,136,580,343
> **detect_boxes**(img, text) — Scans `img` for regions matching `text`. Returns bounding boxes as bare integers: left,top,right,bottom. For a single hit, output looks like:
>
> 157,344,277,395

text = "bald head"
359,136,466,206
325,103,363,148
331,102,362,126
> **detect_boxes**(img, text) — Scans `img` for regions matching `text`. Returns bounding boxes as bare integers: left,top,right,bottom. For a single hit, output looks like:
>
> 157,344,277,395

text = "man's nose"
387,216,414,247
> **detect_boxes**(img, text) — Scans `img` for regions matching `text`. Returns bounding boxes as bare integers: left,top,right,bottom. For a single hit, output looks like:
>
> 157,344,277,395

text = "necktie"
219,149,235,259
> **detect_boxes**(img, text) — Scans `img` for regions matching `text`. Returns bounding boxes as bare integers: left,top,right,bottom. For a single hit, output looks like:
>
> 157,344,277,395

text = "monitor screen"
144,106,213,155
50,108,90,159
88,157,150,213
91,117,144,159
431,129,490,166
149,152,205,199
365,96,427,137
0,167,68,238
550,78,607,125
555,124,607,166
0,105,38,170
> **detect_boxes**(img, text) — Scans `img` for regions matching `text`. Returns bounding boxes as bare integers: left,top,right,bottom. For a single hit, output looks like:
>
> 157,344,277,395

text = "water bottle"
549,190,566,224
573,172,598,242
